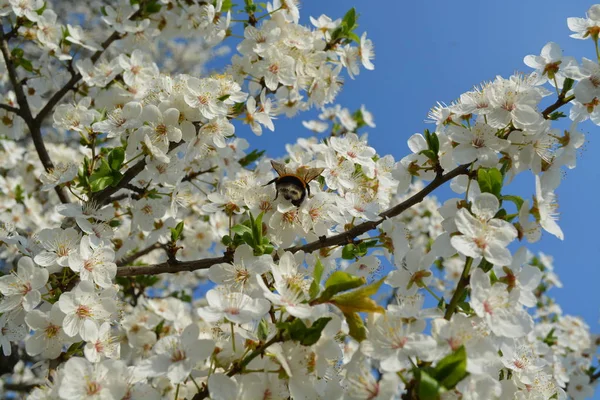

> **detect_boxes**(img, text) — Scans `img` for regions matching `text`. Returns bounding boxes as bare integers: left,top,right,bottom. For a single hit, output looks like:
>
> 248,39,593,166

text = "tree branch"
116,164,470,277
0,26,70,204
182,167,217,182
542,94,575,119
444,257,473,320
0,102,20,115
116,253,233,277
34,30,127,124
92,141,184,206
116,242,165,267
286,163,470,254
3,382,39,392
191,333,283,400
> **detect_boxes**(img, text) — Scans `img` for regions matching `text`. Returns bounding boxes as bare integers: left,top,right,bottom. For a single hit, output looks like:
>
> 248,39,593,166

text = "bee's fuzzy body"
266,161,324,207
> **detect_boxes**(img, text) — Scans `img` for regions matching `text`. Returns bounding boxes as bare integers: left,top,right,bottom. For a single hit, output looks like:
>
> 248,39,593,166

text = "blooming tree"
0,0,598,399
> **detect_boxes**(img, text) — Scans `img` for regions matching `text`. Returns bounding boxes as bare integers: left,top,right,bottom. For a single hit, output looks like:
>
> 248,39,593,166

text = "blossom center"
171,348,187,362
76,305,92,318
86,381,101,395
45,324,60,338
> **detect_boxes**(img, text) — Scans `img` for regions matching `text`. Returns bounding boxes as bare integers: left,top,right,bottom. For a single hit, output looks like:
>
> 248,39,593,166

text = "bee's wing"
301,167,325,183
270,160,289,177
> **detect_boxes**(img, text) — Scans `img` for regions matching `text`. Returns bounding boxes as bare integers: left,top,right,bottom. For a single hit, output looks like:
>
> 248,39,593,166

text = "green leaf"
250,212,264,246
108,147,125,171
242,231,254,246
221,0,235,12
89,176,113,192
500,195,524,211
279,317,332,346
313,257,325,284
548,111,566,120
92,159,112,178
330,278,385,314
419,149,438,162
347,31,361,43
477,168,503,197
257,318,269,341
143,0,162,13
341,7,357,33
418,370,444,400
239,149,265,168
561,78,575,95
11,48,24,59
21,58,34,72
344,312,367,342
488,168,503,196
333,277,384,300
309,258,325,300
109,171,123,187
231,224,253,236
170,221,184,242
431,346,468,389
342,244,356,260
222,235,233,246
430,132,440,155
319,271,365,301
36,1,47,14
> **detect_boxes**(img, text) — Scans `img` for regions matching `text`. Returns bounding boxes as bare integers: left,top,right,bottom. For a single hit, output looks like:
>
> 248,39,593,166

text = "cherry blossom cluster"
0,0,599,399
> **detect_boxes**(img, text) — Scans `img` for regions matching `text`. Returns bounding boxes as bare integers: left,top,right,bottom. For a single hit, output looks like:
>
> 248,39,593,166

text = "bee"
265,160,324,207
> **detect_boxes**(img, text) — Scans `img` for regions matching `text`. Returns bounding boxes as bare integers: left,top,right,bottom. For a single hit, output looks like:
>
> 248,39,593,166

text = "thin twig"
117,242,165,267
3,382,40,392
92,141,185,206
34,30,128,124
0,102,20,115
444,257,473,320
191,334,283,400
116,164,470,277
286,163,470,254
0,26,70,204
182,167,217,182
542,94,575,119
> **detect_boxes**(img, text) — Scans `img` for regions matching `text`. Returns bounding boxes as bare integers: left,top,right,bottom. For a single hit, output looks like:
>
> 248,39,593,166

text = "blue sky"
227,1,600,330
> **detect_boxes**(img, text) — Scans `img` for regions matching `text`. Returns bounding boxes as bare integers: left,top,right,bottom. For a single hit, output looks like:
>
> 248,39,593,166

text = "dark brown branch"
117,164,470,277
182,167,217,182
115,254,233,277
4,382,39,392
192,334,283,400
34,30,125,124
542,94,575,119
117,243,165,267
0,102,20,115
444,257,473,320
0,26,70,204
286,163,470,254
93,159,147,206
92,141,184,206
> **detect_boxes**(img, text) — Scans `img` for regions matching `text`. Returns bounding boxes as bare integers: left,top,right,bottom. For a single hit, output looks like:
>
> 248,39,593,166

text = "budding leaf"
231,224,253,236
278,317,332,346
477,168,503,197
342,244,356,260
319,271,365,301
170,221,184,242
500,195,524,211
343,311,367,342
417,370,444,400
431,345,468,389
108,147,125,171
309,258,325,300
330,278,385,314
239,149,265,168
